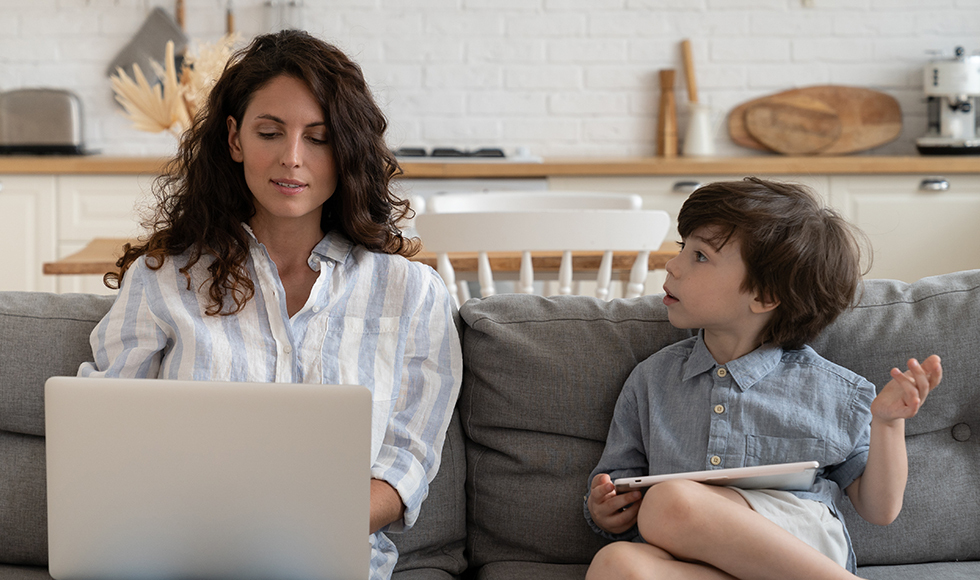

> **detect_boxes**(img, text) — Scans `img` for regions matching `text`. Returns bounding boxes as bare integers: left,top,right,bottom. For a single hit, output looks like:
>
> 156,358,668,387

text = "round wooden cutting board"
728,86,902,155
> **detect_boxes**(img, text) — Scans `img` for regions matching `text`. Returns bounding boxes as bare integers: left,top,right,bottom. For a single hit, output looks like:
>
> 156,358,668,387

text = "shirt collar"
682,330,783,392
242,224,354,272
311,230,354,265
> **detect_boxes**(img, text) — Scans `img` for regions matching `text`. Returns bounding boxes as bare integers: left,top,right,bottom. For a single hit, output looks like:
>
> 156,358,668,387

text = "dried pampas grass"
110,34,238,137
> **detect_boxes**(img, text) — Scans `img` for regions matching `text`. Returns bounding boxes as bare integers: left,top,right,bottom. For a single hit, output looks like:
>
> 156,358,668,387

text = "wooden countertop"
2,155,980,177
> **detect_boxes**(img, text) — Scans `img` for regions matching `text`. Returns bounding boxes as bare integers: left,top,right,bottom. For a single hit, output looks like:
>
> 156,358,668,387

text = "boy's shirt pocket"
745,434,830,466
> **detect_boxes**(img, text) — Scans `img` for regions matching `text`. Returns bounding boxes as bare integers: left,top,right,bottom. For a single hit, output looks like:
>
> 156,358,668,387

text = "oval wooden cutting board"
728,86,902,155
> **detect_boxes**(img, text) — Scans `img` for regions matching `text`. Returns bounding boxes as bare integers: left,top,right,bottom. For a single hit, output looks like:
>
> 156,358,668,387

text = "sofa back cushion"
809,271,980,566
458,270,980,570
0,292,114,566
390,411,468,577
0,290,468,577
458,295,693,567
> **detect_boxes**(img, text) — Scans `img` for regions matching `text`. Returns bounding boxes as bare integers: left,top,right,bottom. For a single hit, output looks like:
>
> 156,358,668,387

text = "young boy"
584,178,942,580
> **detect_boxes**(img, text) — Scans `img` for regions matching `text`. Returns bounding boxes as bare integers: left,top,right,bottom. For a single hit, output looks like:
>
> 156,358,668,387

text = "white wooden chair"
415,207,670,306
427,190,642,213
421,191,649,303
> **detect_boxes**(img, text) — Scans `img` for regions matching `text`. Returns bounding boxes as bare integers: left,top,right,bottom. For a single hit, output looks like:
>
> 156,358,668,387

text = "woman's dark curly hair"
676,177,870,350
106,30,417,315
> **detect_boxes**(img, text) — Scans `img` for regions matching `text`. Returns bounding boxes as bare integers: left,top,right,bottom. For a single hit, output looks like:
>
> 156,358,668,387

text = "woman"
80,30,463,580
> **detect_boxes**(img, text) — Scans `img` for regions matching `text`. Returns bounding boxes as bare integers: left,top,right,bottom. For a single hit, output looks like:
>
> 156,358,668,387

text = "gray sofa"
2,270,979,580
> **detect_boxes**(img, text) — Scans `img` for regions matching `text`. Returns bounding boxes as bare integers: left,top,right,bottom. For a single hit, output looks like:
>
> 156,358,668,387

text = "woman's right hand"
587,473,643,535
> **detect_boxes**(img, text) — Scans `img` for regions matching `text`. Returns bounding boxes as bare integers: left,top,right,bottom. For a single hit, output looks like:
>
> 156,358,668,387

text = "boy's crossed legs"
586,479,858,580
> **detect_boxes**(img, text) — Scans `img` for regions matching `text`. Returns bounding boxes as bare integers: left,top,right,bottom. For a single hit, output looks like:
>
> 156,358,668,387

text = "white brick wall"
1,0,978,158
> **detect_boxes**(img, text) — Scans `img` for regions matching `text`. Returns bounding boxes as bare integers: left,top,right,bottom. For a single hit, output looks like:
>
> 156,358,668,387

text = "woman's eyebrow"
255,114,326,129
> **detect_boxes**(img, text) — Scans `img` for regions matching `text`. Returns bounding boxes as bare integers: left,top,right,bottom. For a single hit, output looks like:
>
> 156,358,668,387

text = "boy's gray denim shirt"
585,332,876,573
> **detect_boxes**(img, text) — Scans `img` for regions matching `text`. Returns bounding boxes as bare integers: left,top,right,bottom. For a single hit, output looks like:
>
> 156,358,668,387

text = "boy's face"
663,226,774,342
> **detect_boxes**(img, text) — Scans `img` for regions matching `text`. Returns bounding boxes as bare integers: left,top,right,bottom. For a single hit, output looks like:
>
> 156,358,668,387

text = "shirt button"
710,455,722,466
283,345,293,354
713,404,725,414
312,306,321,313
716,367,728,378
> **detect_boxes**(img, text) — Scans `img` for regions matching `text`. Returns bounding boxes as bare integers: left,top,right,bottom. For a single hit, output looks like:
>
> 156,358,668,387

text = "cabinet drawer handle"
672,180,702,194
919,177,950,192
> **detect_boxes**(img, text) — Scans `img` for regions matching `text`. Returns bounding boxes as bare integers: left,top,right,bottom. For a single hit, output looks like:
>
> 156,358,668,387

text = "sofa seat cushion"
475,562,589,580
0,565,52,580
858,561,980,579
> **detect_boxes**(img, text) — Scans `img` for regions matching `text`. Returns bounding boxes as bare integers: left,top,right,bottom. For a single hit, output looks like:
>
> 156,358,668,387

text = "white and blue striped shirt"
79,229,463,580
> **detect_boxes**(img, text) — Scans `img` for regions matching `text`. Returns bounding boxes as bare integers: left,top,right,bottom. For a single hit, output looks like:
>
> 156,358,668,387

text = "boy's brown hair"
676,177,868,350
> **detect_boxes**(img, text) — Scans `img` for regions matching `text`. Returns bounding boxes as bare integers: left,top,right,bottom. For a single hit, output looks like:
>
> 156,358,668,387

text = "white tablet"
613,461,820,493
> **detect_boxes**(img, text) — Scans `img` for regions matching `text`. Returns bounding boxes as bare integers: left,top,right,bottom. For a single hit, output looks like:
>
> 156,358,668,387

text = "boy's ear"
751,292,779,314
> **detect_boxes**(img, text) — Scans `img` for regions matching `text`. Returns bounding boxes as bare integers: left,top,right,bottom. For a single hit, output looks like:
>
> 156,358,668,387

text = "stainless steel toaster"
0,88,85,154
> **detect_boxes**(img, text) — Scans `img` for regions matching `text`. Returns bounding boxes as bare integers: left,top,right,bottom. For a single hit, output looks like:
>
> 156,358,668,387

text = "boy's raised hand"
587,474,643,535
871,355,942,423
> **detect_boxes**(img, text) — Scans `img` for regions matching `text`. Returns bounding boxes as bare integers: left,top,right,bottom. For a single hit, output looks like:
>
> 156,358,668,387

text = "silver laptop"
45,376,372,580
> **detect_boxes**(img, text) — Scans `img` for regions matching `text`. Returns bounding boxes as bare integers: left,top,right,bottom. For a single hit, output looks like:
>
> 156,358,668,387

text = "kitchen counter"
1,155,979,177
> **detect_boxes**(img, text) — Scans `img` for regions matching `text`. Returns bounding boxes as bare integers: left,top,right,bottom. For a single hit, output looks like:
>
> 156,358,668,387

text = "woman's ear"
751,292,779,314
227,116,244,162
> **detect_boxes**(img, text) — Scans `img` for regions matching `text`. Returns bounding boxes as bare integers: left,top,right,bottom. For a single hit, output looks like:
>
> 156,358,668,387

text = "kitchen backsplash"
2,0,978,158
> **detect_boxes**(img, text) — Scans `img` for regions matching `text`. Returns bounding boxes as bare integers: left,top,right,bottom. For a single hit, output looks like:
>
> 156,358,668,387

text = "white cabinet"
548,174,831,246
55,174,154,294
0,175,57,292
829,175,980,282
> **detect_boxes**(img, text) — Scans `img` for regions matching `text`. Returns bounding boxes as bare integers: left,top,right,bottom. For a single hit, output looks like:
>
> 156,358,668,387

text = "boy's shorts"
731,488,849,569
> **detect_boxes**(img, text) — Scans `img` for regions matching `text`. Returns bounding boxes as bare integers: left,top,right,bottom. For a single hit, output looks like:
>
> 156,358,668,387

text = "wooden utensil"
728,85,902,155
744,94,842,155
226,0,235,34
680,39,698,104
175,0,184,29
657,69,678,157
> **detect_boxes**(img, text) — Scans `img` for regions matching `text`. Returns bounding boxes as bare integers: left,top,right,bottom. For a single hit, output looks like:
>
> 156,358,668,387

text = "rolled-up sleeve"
77,259,168,379
372,268,462,532
584,377,647,541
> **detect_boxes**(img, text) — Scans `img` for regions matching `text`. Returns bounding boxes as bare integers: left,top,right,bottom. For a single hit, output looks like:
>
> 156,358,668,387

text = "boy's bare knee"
637,479,708,547
588,543,631,580
588,542,664,580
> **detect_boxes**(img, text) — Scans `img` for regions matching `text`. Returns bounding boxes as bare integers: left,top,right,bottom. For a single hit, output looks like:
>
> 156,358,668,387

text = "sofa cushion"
0,564,53,580
391,411,467,578
458,270,980,574
0,292,114,437
810,272,980,566
458,294,693,568
857,561,980,580
0,292,113,567
476,562,590,580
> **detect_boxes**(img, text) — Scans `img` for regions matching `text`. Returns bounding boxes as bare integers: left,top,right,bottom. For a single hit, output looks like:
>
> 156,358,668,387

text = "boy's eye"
694,251,708,262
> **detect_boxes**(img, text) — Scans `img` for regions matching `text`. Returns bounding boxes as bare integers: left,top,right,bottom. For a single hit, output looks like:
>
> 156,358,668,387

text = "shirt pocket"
745,434,828,466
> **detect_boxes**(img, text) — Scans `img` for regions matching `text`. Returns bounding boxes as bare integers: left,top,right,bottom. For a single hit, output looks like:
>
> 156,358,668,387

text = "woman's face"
227,74,337,234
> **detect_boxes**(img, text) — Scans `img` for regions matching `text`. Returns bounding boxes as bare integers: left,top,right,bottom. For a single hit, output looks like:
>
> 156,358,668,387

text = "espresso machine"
917,46,980,154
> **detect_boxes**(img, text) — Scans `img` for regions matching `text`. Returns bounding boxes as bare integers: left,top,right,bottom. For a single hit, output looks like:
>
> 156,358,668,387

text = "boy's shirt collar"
682,330,783,392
